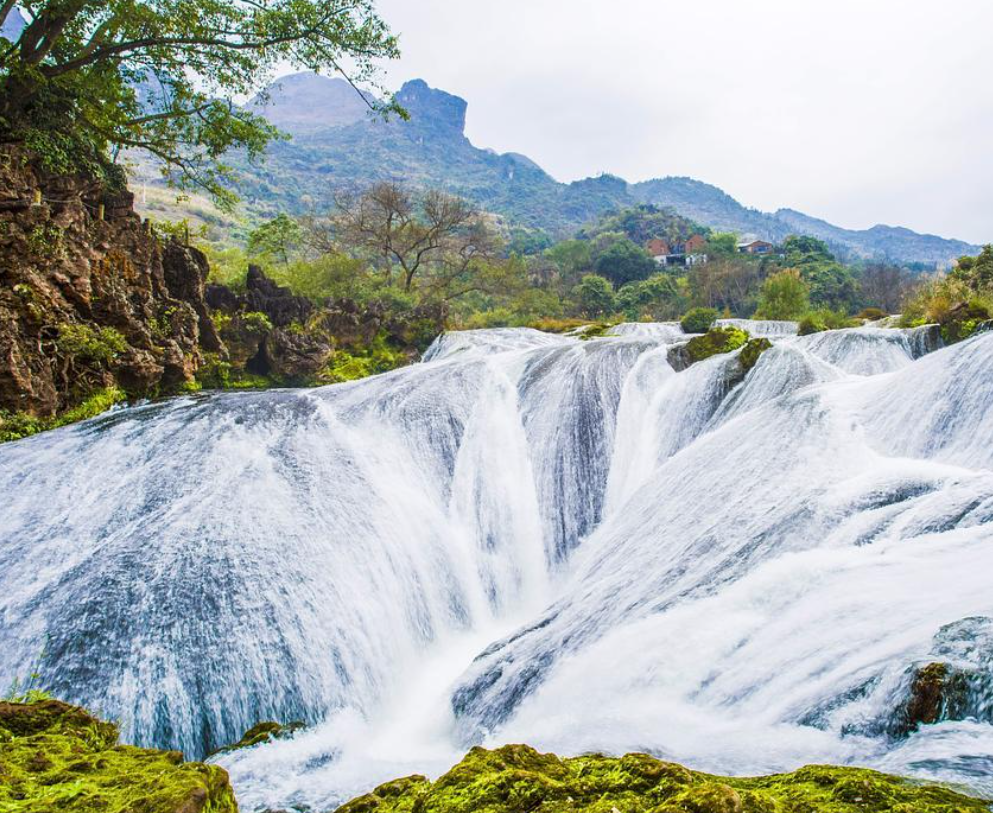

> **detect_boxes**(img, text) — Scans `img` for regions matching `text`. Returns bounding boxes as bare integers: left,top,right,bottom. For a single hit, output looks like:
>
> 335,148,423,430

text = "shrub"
680,307,719,334
57,323,127,363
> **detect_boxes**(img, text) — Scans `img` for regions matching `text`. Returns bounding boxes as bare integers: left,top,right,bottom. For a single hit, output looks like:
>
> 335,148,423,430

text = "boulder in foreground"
0,699,238,813
339,743,989,813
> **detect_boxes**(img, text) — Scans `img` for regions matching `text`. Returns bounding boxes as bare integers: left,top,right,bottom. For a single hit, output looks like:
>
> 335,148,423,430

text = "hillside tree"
0,0,400,204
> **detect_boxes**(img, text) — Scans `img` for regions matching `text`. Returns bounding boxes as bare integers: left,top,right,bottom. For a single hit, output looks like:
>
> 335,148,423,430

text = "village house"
646,234,708,267
737,239,774,255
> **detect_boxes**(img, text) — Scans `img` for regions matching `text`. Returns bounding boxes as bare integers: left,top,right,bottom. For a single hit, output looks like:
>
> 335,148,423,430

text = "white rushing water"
1,322,992,810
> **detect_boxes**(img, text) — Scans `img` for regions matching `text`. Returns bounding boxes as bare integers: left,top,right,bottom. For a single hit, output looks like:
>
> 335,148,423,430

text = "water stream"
1,322,991,810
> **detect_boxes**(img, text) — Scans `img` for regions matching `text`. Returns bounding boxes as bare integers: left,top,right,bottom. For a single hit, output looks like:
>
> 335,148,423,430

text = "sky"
365,0,992,244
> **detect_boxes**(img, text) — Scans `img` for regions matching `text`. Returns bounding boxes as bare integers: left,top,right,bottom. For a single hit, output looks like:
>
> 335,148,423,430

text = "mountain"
231,73,980,264
234,75,632,235
771,207,979,264
246,72,374,136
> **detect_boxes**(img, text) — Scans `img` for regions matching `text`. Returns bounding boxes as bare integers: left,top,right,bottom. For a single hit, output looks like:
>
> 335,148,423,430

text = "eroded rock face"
0,146,220,417
0,700,238,813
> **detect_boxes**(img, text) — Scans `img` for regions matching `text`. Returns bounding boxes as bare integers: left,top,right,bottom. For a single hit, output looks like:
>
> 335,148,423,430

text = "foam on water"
1,322,991,811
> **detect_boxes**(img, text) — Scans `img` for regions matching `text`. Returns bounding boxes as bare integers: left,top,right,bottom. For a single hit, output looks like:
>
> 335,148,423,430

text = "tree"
575,274,615,317
951,245,993,293
316,181,499,299
616,274,680,319
781,235,857,311
680,307,719,334
248,214,303,264
593,239,657,286
858,263,917,313
705,232,738,256
0,1,400,203
755,269,810,320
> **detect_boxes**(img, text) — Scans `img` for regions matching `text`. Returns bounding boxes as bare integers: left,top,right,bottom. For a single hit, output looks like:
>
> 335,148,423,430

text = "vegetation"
0,698,237,812
901,245,993,343
755,269,809,320
681,307,719,334
338,743,990,813
0,387,125,443
683,326,749,365
0,0,400,204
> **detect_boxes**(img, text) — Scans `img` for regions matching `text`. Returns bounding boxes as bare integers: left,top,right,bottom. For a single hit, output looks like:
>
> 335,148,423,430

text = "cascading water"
1,322,992,811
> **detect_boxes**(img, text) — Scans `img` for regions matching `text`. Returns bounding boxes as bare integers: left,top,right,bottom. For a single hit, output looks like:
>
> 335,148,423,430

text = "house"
738,239,774,255
646,234,708,267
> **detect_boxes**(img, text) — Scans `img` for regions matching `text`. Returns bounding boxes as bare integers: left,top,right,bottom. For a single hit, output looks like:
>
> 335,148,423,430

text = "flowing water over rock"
1,323,992,810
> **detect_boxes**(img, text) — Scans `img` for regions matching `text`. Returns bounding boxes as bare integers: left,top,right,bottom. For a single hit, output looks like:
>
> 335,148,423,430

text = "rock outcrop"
0,699,238,813
338,743,989,813
0,145,220,418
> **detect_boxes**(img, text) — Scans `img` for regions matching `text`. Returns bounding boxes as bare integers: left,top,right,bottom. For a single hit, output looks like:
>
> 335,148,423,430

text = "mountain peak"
397,79,467,134
249,72,373,134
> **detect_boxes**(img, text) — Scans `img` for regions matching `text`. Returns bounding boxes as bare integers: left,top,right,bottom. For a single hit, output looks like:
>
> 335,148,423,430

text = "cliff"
0,145,221,420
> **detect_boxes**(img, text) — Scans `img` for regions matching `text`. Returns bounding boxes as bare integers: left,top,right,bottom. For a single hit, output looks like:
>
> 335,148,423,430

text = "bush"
681,307,719,334
575,274,616,317
856,307,886,321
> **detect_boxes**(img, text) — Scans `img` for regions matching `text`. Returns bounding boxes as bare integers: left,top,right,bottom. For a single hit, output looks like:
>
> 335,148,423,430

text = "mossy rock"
338,744,989,813
939,301,992,344
0,699,238,812
213,719,306,754
738,338,773,373
669,327,750,370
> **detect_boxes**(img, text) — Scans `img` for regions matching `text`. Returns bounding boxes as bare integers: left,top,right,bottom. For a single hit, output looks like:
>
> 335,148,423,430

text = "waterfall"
1,323,992,811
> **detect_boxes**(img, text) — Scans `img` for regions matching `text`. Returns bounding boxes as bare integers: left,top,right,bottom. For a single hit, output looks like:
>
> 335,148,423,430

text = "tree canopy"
0,0,399,203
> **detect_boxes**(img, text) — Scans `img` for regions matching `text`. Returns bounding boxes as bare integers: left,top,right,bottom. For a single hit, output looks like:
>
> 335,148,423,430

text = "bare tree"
859,263,918,313
307,182,499,296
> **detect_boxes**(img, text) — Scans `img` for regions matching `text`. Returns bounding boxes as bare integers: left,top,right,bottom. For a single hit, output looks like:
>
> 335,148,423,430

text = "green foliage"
0,387,125,443
798,309,858,335
248,214,304,264
0,699,237,812
56,323,127,363
592,238,657,286
507,227,554,257
680,307,719,333
320,333,407,384
684,326,749,364
755,269,810,320
950,244,993,293
575,274,615,317
616,274,680,320
0,0,400,205
782,235,858,311
705,232,738,256
337,744,989,813
241,311,273,334
152,217,208,246
583,204,705,247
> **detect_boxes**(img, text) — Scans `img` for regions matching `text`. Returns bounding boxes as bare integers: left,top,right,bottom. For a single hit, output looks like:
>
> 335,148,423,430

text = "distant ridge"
230,72,981,264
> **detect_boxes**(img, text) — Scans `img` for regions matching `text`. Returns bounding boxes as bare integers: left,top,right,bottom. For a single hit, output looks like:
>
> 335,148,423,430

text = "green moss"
319,333,408,384
0,387,126,444
577,322,617,341
212,720,305,754
195,354,274,390
738,338,773,373
684,326,750,364
0,699,237,813
339,745,989,813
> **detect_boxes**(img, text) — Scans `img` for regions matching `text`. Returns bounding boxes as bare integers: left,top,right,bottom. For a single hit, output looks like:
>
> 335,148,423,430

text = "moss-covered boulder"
213,720,306,754
738,338,773,373
0,699,238,813
669,327,750,371
938,301,992,344
338,744,989,813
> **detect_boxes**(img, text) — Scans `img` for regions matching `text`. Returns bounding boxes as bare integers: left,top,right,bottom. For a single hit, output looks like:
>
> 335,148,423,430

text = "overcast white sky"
367,0,992,244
